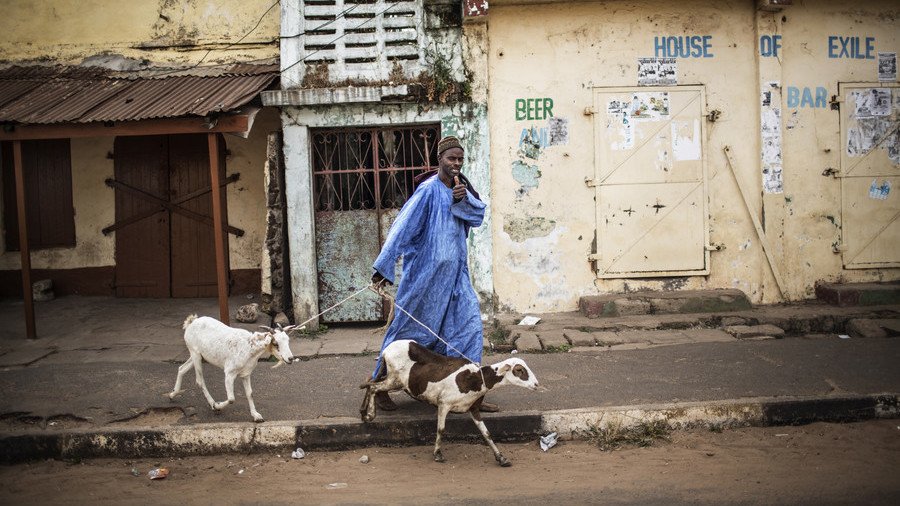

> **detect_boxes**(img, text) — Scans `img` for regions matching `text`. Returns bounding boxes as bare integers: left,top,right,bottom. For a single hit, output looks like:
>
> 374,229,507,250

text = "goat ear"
497,363,512,375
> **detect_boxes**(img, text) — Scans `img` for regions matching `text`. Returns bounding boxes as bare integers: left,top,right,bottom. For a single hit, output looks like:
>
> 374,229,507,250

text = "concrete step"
578,289,751,318
815,282,900,307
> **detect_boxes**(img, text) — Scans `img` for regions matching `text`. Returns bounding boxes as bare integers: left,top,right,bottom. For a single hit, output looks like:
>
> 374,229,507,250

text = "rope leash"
291,282,487,384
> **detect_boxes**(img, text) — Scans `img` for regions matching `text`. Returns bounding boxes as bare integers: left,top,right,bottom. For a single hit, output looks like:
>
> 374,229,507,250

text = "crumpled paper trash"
540,432,558,452
291,447,306,459
148,468,169,480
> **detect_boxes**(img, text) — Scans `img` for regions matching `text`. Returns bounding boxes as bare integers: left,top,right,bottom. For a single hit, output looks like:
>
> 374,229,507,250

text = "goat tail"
182,314,198,330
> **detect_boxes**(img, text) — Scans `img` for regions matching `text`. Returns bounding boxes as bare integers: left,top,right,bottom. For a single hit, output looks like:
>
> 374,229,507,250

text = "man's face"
438,147,464,182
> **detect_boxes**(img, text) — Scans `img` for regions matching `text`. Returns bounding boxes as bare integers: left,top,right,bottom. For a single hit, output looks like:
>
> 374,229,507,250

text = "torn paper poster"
760,83,783,194
763,165,784,194
888,130,900,165
868,179,891,200
848,117,898,157
630,92,670,120
638,57,677,86
762,134,783,165
607,99,629,115
878,52,897,82
852,88,892,118
608,110,634,150
671,119,701,161
547,117,569,146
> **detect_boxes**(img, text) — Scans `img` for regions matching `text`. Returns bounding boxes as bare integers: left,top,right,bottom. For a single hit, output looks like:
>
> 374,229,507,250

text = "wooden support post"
208,133,230,324
724,146,787,299
13,141,36,338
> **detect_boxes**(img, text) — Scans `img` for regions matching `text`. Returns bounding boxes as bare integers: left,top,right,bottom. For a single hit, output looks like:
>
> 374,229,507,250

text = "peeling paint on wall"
503,226,570,306
503,216,556,242
511,160,541,193
607,100,634,150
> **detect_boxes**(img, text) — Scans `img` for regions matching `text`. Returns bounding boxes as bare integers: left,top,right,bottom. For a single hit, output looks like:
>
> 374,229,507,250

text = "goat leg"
242,375,264,422
469,409,511,467
214,371,237,411
359,385,375,422
192,354,219,410
433,405,451,463
168,358,194,399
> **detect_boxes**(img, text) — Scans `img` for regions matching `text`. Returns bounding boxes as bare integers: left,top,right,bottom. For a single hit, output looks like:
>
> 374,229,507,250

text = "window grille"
302,0,423,80
311,124,439,212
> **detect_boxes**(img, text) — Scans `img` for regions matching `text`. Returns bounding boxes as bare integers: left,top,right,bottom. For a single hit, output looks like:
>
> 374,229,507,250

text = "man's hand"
452,176,466,201
372,272,392,287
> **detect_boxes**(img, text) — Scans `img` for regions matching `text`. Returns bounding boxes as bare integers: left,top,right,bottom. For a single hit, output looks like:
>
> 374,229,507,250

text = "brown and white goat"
360,339,539,466
168,315,298,422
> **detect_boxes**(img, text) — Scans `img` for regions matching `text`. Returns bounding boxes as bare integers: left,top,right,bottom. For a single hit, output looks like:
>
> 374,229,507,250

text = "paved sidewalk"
0,295,898,462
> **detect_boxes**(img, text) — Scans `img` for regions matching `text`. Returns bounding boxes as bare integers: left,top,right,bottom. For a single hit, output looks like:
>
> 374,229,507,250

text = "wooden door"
169,134,226,298
114,134,228,298
114,136,170,297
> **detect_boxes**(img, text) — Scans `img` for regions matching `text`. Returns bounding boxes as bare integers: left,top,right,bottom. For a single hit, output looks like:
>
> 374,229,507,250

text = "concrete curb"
1,394,896,464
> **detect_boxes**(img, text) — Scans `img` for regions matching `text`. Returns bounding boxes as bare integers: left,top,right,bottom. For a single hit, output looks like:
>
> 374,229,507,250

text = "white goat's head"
259,324,302,368
494,358,539,391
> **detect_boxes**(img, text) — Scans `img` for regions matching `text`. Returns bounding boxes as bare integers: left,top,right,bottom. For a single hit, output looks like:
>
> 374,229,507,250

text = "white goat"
359,339,539,466
168,315,299,422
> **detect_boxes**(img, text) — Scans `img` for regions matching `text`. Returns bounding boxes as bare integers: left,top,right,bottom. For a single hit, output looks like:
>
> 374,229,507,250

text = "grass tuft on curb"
583,419,671,451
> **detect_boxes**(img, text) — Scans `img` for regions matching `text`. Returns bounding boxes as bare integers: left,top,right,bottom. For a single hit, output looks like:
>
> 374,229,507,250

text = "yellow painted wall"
0,0,279,65
487,0,899,312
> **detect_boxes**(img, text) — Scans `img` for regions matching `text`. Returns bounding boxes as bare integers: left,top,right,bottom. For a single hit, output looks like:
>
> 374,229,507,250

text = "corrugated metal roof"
0,64,278,125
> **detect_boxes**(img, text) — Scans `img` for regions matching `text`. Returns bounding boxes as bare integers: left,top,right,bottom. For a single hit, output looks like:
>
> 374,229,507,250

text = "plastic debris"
291,448,306,459
237,469,245,475
130,468,140,477
511,349,518,354
326,482,348,490
518,316,541,326
540,432,558,452
838,334,851,339
148,468,169,480
359,455,370,464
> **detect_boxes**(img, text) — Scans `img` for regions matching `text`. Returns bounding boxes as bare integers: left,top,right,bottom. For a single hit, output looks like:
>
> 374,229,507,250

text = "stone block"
538,330,569,350
592,330,622,346
563,329,596,346
514,331,542,352
614,298,653,316
846,319,892,338
724,324,785,339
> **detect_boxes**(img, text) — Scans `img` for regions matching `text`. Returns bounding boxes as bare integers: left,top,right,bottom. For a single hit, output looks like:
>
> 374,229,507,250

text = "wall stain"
503,216,556,242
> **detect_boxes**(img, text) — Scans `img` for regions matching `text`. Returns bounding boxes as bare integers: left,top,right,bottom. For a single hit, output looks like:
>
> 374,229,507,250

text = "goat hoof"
253,416,264,423
434,452,445,463
497,455,511,467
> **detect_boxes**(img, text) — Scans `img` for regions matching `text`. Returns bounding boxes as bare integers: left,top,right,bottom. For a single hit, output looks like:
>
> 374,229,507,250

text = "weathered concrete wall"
487,0,899,313
0,0,279,65
0,109,280,273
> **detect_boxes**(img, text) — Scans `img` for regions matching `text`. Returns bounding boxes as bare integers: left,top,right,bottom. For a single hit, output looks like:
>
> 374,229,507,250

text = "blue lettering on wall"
827,36,876,59
760,35,782,57
654,35,714,58
786,86,828,108
520,127,550,148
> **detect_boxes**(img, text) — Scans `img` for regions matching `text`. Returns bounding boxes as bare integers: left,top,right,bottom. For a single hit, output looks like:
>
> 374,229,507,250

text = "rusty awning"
0,63,278,124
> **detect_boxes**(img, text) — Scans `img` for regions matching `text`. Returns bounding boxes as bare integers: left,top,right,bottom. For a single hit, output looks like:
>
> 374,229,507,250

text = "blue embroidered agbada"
372,174,485,378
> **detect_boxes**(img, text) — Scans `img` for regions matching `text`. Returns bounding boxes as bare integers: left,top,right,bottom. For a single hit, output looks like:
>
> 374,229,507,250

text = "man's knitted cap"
437,135,463,155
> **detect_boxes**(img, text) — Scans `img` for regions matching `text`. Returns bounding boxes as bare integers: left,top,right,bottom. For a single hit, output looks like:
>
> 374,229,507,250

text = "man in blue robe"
370,135,498,412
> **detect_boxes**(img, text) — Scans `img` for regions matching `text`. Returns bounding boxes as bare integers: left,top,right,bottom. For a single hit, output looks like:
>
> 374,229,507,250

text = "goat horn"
259,325,273,332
